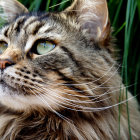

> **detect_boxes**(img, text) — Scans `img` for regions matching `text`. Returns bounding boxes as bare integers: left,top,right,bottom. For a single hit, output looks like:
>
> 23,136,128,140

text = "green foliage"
137,0,140,19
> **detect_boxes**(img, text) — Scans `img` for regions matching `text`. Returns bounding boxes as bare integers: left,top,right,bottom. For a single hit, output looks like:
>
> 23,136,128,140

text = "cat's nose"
0,59,15,70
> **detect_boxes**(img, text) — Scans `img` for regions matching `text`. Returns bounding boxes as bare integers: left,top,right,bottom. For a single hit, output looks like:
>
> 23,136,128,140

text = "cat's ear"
65,0,110,44
0,0,28,22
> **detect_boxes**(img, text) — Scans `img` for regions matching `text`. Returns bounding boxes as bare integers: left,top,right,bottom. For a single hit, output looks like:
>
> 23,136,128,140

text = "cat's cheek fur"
0,94,58,111
0,68,60,111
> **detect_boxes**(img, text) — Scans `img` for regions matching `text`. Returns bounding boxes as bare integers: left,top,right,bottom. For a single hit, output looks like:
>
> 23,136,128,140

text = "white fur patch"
24,36,36,52
38,24,51,34
0,67,62,111
0,83,60,111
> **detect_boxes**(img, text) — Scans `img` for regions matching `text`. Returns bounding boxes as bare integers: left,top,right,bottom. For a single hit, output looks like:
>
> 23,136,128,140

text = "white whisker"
38,82,135,99
47,63,117,86
33,85,137,112
28,87,92,135
62,64,121,92
28,87,73,123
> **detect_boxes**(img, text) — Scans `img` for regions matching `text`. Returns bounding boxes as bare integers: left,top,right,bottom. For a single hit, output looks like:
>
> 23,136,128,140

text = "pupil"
44,43,46,48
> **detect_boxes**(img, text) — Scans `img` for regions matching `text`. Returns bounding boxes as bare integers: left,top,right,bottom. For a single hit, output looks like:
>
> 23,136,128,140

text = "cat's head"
0,0,116,112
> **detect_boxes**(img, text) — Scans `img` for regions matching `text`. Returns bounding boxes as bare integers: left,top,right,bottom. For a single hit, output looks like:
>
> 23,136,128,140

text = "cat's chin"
0,82,24,110
0,82,58,111
0,81,18,96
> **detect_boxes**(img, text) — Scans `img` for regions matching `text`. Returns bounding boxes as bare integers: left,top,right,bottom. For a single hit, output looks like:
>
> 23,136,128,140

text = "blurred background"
1,0,140,102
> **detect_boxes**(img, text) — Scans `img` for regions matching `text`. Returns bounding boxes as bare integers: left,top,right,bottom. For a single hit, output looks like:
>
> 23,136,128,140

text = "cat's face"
0,12,88,109
0,0,115,111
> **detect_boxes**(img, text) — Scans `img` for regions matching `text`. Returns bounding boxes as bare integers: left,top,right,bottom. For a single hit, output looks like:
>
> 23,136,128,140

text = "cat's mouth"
0,80,11,87
0,79,18,95
0,79,30,96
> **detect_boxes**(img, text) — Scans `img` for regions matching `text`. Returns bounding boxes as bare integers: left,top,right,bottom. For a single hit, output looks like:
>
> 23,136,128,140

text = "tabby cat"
0,0,139,139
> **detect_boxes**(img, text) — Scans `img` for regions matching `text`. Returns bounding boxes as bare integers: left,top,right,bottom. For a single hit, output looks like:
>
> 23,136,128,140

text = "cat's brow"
22,16,38,30
31,22,45,35
13,16,27,32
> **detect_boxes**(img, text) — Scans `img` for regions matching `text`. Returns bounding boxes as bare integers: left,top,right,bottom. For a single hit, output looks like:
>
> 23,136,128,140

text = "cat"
0,0,139,139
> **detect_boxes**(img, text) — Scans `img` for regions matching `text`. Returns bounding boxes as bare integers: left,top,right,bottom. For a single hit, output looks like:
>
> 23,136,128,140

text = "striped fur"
0,0,139,139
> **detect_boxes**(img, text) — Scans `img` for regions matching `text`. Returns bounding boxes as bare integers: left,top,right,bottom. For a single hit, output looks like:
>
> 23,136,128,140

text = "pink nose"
0,59,13,70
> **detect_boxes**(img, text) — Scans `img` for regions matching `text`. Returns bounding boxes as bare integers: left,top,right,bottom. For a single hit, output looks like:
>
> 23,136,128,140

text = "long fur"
0,0,139,139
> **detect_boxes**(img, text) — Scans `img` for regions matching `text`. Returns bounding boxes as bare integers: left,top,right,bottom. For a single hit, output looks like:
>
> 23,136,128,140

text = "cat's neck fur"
0,95,140,140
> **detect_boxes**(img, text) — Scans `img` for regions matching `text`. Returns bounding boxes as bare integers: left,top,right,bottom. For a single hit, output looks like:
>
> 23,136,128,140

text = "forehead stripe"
13,16,27,32
31,22,45,35
23,16,38,30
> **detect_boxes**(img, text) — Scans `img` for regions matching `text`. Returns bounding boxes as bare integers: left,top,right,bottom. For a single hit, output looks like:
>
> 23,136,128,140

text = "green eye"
36,41,55,55
0,42,8,54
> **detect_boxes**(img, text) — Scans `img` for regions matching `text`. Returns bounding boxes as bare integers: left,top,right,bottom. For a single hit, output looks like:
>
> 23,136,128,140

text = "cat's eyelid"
0,40,8,44
24,36,57,54
0,35,9,43
24,37,44,53
34,38,56,45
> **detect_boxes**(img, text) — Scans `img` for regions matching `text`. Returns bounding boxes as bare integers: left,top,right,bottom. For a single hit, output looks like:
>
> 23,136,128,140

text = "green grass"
1,0,140,139
124,1,137,139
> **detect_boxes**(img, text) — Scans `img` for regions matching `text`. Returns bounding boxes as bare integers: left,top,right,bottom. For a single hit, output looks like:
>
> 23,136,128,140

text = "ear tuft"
0,0,28,22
